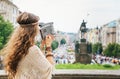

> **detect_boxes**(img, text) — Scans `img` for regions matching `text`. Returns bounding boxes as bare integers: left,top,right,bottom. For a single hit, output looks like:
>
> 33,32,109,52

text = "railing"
0,69,120,79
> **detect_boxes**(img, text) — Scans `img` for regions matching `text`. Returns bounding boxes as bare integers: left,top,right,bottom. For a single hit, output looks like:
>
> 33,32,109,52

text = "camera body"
39,22,55,39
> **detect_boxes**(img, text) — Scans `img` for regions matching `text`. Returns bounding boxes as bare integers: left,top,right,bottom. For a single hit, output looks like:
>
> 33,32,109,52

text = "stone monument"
75,20,92,64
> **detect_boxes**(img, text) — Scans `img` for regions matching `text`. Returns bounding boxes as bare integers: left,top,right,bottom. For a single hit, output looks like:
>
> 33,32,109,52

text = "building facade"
86,28,100,44
100,20,117,48
116,18,120,44
55,31,69,45
0,0,19,27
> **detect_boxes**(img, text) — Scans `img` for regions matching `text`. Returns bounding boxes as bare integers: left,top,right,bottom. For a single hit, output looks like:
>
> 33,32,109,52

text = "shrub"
103,64,113,68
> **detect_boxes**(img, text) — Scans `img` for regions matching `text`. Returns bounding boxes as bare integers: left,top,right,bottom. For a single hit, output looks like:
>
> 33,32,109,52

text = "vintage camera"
39,22,55,40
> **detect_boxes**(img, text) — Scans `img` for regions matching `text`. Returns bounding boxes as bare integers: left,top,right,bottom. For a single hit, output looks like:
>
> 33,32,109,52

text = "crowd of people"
54,53,75,64
92,54,120,65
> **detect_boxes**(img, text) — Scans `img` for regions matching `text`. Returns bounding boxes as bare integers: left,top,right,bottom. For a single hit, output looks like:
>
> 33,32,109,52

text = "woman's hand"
40,34,54,54
45,34,54,47
40,35,54,48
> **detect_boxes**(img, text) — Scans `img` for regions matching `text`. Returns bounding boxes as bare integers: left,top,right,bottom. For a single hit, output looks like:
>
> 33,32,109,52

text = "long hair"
2,12,39,78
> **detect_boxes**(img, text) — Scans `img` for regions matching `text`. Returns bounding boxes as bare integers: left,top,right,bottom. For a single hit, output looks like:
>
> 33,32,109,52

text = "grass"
55,63,120,70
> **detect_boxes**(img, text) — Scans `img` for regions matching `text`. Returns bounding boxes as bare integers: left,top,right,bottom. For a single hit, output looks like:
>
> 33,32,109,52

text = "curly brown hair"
2,12,39,78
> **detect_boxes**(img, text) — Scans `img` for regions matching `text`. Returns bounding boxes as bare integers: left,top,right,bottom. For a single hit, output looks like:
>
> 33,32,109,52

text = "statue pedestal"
78,53,91,64
75,39,92,64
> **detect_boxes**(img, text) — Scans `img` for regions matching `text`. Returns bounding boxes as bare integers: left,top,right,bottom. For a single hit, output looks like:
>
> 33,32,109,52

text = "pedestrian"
2,12,54,79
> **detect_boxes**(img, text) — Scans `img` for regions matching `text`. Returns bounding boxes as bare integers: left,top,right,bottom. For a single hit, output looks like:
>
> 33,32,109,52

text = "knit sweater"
14,45,54,79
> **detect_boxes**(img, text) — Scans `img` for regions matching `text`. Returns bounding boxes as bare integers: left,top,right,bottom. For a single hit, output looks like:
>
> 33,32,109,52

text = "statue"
74,20,91,64
75,41,80,53
80,20,87,39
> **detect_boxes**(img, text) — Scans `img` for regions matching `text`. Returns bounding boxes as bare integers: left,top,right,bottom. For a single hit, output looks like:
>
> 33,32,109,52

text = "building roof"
107,20,117,28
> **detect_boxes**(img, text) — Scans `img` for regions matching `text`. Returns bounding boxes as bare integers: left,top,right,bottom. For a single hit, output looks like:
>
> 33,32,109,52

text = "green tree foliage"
103,43,120,57
0,16,13,49
51,40,59,50
92,42,103,54
60,38,66,45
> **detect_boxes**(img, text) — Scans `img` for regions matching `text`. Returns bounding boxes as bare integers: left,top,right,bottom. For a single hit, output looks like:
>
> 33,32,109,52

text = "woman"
2,12,54,79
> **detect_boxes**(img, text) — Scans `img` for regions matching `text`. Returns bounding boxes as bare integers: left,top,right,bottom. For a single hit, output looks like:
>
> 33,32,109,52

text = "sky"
13,0,120,33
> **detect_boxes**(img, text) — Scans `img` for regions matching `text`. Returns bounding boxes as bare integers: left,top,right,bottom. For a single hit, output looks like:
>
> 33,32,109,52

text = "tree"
103,43,120,57
0,16,14,49
60,38,66,45
92,42,103,54
51,40,59,50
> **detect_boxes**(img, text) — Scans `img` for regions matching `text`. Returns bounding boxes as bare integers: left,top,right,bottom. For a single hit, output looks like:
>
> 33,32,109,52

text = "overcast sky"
13,0,120,33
